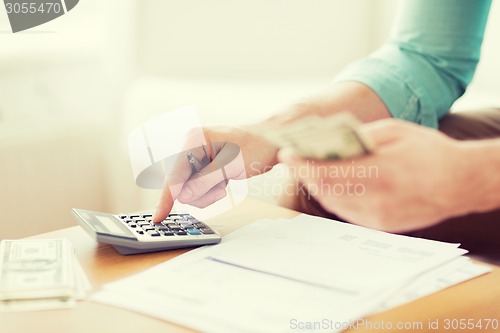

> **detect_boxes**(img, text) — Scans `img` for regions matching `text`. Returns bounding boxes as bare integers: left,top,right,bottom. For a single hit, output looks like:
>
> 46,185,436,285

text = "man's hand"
278,119,475,233
153,126,279,222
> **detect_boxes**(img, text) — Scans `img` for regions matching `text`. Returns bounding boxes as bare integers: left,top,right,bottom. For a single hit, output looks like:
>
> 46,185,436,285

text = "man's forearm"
262,81,391,125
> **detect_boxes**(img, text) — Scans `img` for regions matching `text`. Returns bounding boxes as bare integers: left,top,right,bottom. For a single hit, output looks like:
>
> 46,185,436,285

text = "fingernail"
178,186,194,202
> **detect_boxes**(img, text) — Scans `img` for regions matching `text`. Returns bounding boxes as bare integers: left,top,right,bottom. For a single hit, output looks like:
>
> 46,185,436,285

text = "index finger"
153,184,175,223
152,151,195,222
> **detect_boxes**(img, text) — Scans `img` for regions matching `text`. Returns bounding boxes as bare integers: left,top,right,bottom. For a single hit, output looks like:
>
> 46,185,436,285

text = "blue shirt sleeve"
334,0,492,127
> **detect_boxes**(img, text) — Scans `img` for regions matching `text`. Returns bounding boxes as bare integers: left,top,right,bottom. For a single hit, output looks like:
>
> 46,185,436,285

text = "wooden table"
1,198,499,333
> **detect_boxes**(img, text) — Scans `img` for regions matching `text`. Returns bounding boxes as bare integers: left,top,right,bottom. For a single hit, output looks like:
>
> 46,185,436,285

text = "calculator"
71,209,221,255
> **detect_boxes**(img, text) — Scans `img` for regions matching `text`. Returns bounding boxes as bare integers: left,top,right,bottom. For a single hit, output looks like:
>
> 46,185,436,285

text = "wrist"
456,139,500,214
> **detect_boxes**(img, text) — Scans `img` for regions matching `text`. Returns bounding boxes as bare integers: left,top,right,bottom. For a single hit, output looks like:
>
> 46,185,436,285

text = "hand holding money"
0,239,91,312
257,112,374,160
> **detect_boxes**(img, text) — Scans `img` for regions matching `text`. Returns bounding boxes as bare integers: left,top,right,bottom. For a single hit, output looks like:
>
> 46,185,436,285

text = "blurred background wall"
1,0,499,238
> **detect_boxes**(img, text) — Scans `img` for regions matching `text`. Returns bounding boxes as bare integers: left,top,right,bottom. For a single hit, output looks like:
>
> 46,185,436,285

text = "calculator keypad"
118,213,214,238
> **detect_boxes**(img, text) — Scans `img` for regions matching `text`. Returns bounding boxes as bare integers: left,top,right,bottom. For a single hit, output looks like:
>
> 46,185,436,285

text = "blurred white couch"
0,118,108,239
0,57,114,239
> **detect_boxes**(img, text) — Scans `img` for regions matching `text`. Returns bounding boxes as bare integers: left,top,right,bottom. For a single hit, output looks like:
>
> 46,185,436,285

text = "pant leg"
438,108,500,140
278,108,500,260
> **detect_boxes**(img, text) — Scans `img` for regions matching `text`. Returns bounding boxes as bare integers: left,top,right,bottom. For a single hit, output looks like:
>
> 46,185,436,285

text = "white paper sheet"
92,248,393,333
379,256,492,311
90,215,490,333
208,215,467,293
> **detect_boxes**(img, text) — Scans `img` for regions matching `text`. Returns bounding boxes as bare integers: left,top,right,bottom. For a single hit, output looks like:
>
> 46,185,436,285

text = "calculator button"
175,231,188,236
129,215,140,219
142,214,152,218
193,222,207,229
179,222,192,228
162,231,175,236
146,231,161,237
142,226,155,231
156,226,169,231
136,230,144,235
118,215,127,219
129,224,138,228
199,228,215,234
165,223,177,228
186,228,201,235
124,219,133,224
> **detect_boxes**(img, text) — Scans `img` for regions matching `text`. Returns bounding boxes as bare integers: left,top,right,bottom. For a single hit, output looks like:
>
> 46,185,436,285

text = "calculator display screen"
77,210,134,238
96,216,130,236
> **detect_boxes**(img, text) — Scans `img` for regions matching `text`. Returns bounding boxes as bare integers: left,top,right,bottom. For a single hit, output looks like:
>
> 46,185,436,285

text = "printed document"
91,215,490,333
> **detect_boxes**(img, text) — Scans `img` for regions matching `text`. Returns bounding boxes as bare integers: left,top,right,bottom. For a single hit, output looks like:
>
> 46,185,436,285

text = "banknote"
0,239,90,312
0,296,76,312
257,112,374,160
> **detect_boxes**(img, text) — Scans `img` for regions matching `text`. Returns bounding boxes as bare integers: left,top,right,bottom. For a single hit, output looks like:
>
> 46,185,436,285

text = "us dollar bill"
0,239,90,312
0,296,76,312
257,112,374,160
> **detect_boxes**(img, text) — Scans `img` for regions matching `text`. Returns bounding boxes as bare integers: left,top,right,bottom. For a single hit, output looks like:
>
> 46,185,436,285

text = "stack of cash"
0,238,91,312
259,112,374,160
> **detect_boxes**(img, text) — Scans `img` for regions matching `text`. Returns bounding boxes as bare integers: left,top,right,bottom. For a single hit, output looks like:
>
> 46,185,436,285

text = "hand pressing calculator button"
71,208,221,255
